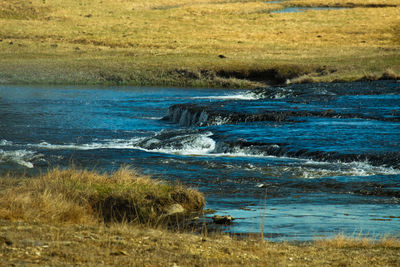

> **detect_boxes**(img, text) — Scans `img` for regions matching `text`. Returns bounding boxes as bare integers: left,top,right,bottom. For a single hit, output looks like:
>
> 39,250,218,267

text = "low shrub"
0,167,205,225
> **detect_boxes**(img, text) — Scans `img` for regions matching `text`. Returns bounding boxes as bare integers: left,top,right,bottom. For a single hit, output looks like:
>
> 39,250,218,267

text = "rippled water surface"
1,81,399,240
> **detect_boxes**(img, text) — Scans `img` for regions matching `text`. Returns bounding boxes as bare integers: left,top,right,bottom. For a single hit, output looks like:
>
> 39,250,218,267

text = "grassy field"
0,0,399,88
1,168,399,266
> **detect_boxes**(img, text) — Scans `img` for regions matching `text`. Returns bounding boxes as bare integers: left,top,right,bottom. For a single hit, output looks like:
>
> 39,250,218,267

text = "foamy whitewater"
0,149,40,168
190,92,260,100
27,135,400,178
1,82,399,241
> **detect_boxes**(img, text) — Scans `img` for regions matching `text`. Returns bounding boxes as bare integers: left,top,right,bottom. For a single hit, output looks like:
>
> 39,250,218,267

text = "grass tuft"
315,233,400,249
0,167,205,225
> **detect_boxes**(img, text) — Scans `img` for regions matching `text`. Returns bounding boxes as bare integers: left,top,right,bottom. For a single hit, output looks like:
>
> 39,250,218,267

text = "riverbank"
1,220,399,266
1,0,399,88
1,169,399,266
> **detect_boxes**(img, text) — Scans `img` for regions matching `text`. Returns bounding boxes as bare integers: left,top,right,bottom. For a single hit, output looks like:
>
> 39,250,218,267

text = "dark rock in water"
354,188,400,198
252,81,400,99
162,104,211,126
162,104,291,126
214,139,400,168
212,215,234,225
163,101,400,128
134,129,215,152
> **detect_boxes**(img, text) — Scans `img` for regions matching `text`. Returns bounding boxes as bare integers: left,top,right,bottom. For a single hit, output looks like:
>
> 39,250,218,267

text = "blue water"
264,0,348,14
0,81,399,241
270,7,347,13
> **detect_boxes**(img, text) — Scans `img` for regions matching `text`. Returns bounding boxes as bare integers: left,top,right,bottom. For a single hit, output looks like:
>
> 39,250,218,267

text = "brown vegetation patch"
0,168,205,225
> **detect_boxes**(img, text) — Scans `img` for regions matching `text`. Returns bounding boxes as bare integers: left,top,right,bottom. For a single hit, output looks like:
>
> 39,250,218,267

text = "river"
0,80,399,241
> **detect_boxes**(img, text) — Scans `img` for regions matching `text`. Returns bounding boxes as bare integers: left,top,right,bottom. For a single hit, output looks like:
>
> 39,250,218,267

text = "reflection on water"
0,81,399,241
271,7,347,13
264,1,348,14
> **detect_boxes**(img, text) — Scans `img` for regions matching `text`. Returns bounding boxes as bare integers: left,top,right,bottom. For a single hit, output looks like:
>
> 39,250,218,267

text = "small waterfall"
163,104,293,126
164,104,212,126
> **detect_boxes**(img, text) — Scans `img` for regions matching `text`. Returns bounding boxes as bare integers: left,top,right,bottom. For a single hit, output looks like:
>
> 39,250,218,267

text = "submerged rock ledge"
162,103,400,127
162,104,290,126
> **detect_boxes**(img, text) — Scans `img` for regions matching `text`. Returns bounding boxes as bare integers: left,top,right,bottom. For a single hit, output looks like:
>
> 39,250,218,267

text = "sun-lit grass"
315,233,400,249
0,168,399,265
0,219,399,266
0,0,399,87
0,167,205,225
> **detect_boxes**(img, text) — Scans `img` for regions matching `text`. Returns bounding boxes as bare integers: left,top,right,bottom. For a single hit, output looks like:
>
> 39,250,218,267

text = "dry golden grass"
0,220,399,266
315,233,400,249
1,168,399,265
0,167,205,225
0,0,399,87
